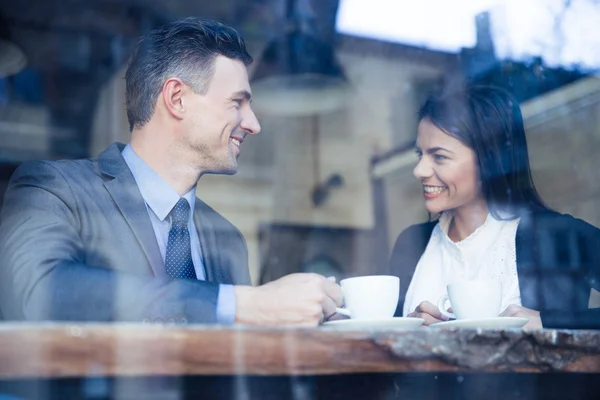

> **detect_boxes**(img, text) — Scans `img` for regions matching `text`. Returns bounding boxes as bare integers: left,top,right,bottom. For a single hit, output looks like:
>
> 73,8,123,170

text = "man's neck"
130,128,200,196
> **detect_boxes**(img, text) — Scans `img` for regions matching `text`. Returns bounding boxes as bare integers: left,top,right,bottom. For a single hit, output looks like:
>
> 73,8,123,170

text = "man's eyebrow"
232,90,252,101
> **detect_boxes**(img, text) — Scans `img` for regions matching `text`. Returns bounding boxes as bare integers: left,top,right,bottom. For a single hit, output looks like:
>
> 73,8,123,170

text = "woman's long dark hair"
418,84,549,219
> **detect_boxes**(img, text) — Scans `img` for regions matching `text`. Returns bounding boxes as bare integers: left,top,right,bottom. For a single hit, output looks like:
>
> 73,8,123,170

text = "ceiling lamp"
251,0,351,116
0,14,27,77
0,39,27,77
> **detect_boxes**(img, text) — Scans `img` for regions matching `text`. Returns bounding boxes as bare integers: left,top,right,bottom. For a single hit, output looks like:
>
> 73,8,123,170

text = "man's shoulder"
12,142,126,184
16,157,96,176
11,157,99,187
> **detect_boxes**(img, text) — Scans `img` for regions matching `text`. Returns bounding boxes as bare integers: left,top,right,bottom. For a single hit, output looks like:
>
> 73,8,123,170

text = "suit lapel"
193,199,224,283
99,143,164,277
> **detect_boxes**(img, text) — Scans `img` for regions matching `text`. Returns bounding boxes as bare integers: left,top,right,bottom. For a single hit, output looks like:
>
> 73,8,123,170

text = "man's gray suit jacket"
0,142,250,323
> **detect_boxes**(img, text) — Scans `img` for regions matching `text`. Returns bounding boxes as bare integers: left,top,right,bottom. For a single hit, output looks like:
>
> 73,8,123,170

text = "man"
0,18,342,326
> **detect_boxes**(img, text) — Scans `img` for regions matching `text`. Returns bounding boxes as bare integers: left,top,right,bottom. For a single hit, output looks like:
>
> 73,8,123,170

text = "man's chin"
225,160,239,175
205,163,238,176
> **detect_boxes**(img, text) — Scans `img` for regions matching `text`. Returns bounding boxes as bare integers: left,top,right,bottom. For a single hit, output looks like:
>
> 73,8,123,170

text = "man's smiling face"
181,55,261,175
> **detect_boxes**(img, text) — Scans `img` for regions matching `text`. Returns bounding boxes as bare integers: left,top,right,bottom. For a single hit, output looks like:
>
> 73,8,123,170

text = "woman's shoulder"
393,221,438,248
390,220,438,267
519,210,600,237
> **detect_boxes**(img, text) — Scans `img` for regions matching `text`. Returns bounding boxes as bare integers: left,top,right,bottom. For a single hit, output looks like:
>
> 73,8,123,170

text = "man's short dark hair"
125,18,253,130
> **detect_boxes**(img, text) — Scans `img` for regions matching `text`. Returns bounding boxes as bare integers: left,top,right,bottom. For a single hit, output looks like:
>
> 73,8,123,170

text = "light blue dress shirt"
122,145,235,324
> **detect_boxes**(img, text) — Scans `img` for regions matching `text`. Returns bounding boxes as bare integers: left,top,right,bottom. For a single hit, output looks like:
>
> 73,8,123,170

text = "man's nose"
241,106,261,135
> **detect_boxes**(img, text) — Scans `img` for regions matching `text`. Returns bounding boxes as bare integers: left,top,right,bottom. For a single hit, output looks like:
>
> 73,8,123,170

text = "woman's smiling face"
413,118,483,215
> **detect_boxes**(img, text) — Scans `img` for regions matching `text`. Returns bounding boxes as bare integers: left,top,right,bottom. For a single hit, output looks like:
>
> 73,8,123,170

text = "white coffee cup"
437,280,502,320
335,275,400,320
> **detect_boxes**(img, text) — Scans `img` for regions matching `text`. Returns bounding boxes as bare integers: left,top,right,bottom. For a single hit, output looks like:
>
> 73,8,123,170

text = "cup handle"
437,295,456,320
335,307,351,317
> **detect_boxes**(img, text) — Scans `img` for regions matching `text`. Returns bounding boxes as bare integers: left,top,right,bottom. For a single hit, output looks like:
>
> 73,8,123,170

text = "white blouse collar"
436,211,519,261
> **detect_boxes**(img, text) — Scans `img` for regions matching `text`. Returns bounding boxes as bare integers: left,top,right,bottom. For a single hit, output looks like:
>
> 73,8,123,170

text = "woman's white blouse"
403,212,522,317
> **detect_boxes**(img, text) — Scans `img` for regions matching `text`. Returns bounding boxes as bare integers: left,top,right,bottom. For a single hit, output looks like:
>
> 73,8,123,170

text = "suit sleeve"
0,161,222,323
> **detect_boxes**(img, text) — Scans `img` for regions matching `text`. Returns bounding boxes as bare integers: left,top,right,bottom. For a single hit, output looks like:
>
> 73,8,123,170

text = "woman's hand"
407,301,450,326
500,304,542,328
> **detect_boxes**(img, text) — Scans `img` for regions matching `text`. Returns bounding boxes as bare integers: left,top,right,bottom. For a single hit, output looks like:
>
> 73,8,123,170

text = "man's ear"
161,78,186,120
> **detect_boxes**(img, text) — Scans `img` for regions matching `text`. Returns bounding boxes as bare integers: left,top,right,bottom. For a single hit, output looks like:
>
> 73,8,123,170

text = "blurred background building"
1,0,599,296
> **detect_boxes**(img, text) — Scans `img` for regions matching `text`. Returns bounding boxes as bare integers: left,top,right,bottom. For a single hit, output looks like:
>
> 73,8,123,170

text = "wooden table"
0,323,599,399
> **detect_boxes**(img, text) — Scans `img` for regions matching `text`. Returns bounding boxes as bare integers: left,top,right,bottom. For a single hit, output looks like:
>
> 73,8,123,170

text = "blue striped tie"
165,198,197,280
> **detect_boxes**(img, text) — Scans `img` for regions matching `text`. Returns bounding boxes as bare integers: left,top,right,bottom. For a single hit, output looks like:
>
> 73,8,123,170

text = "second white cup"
336,275,400,320
437,280,502,320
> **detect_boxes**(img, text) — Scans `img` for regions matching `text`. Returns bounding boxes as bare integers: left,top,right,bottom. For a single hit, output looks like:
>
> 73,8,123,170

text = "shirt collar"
121,144,196,221
439,211,497,245
437,211,516,259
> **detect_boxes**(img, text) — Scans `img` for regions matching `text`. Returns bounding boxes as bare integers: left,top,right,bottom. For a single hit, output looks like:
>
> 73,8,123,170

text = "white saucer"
432,317,529,329
321,317,425,330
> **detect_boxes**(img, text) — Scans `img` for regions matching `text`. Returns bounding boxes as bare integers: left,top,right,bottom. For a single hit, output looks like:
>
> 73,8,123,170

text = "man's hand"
500,304,542,328
407,301,450,326
234,273,343,327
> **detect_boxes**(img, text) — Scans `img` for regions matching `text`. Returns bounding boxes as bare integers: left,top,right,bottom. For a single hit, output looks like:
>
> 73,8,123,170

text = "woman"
389,84,600,329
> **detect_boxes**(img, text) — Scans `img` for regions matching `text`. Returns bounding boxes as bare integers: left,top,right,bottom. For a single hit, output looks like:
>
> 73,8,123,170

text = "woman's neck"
447,199,489,242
